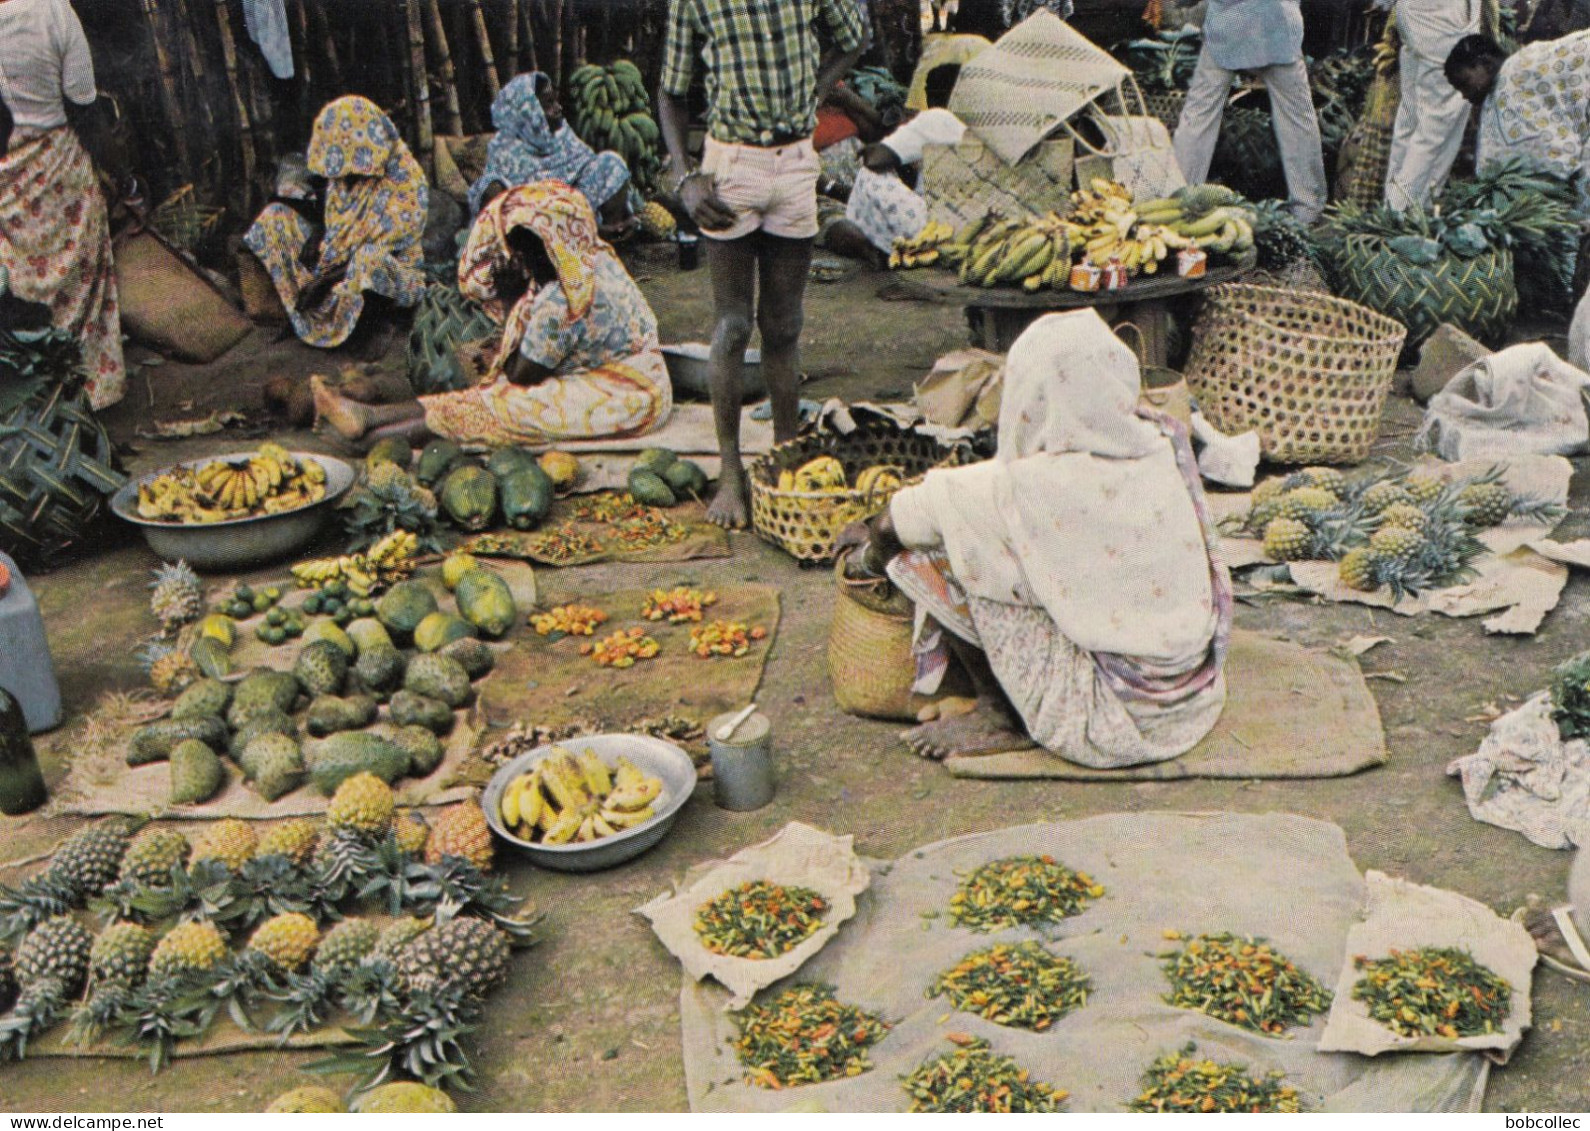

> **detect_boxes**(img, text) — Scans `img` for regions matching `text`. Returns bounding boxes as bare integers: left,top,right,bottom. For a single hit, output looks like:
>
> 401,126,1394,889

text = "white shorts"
698,136,821,242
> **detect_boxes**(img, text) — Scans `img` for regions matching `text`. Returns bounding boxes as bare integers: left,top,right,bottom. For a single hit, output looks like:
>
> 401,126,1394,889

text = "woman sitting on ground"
244,95,429,353
838,310,1232,767
314,180,670,448
468,72,636,239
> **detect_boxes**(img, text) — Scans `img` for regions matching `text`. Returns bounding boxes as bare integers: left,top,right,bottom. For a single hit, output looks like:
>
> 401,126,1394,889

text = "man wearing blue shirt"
1171,0,1327,223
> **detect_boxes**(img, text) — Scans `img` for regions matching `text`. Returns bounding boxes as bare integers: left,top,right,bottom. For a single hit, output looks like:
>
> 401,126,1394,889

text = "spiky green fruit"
1338,547,1380,591
1377,503,1429,533
191,819,258,872
148,921,227,980
1300,467,1347,496
326,772,395,838
44,821,132,899
89,922,156,986
15,916,92,997
1274,486,1338,521
119,829,190,887
1460,481,1513,527
1403,472,1445,505
1262,517,1314,562
372,917,429,962
169,738,225,805
257,820,320,868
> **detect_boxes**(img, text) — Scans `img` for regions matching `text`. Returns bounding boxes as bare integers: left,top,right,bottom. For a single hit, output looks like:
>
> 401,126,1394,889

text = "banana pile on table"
1132,183,1257,257
498,747,665,845
137,442,327,524
567,60,662,190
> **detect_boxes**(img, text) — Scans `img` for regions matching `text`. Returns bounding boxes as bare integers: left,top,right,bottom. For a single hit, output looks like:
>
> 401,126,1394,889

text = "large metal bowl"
482,734,697,873
661,342,766,401
110,451,355,572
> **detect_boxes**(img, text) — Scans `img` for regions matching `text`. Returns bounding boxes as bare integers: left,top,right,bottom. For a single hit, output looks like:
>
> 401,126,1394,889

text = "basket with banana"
1132,184,1258,257
498,747,665,845
136,442,328,524
290,529,419,597
567,60,663,192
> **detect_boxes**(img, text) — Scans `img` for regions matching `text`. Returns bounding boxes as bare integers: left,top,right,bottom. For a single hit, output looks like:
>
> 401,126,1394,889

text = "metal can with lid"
708,710,774,811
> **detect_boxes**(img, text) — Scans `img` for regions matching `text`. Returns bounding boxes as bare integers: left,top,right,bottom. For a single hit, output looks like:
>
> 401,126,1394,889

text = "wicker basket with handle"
1183,283,1406,465
827,549,927,721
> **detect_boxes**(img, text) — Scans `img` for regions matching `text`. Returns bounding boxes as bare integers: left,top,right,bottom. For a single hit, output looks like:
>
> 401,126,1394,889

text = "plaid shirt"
661,0,868,146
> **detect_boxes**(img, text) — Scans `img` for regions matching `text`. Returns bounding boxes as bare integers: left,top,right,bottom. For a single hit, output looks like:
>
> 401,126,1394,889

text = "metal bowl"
109,451,355,572
661,342,766,402
482,734,697,873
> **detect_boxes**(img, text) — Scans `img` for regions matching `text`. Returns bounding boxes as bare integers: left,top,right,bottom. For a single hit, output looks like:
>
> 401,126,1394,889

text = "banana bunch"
889,220,957,269
568,60,662,190
778,455,848,493
957,210,1075,291
1134,190,1257,256
855,465,904,496
290,530,418,597
137,442,327,524
499,747,664,845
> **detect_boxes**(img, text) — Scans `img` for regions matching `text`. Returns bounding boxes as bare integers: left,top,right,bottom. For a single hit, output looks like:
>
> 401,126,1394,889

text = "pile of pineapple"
1239,465,1564,599
0,787,536,1093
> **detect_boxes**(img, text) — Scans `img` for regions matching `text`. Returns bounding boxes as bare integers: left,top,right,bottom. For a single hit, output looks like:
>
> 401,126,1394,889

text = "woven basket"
749,427,963,564
114,229,251,363
1141,89,1185,134
1183,283,1406,465
1328,239,1516,355
1336,68,1399,207
923,134,1076,230
827,551,926,721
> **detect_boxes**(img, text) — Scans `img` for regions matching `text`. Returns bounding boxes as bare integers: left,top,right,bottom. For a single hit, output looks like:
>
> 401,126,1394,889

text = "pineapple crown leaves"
338,958,404,1027
1550,650,1590,740
67,980,136,1049
354,835,434,918
0,976,71,1064
112,974,220,1074
396,857,542,946
0,876,80,946
308,982,485,1095
264,967,340,1042
340,469,444,555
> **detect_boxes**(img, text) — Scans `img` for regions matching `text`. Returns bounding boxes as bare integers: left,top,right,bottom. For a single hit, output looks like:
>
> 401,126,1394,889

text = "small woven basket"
1141,90,1185,134
1183,283,1406,465
749,427,963,564
827,550,925,721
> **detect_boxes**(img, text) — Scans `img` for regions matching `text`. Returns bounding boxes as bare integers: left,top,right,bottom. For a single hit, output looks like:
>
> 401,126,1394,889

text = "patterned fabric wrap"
467,73,631,215
422,181,669,445
1477,30,1590,212
0,127,125,409
243,96,428,348
846,167,928,251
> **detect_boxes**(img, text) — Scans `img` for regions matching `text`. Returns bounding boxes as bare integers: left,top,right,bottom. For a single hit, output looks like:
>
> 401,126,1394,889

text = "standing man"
1171,0,1328,223
1382,0,1481,211
657,0,868,528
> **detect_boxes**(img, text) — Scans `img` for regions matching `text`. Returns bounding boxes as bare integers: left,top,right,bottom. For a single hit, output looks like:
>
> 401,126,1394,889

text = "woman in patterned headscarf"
469,72,636,238
243,95,429,350
314,181,669,447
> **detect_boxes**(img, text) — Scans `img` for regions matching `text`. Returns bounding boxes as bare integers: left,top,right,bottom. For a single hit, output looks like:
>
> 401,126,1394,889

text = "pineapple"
1338,547,1381,592
1377,503,1429,533
352,1082,458,1113
637,201,678,241
44,821,132,901
0,948,16,1012
393,810,430,857
191,819,258,873
1262,517,1315,562
248,912,319,973
327,772,395,839
1370,525,1426,565
1403,472,1446,505
1250,477,1289,506
266,1086,346,1113
257,820,320,868
372,916,430,962
88,922,156,987
119,828,190,888
1300,467,1347,496
149,561,203,635
394,917,510,997
1274,486,1338,521
3,916,94,1057
423,802,494,872
148,921,228,980
1460,481,1513,527
1361,480,1415,515
139,642,200,697
312,918,379,975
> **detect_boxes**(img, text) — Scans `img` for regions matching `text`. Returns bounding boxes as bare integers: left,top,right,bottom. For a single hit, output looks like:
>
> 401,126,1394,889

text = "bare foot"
707,467,750,529
1521,903,1587,970
311,374,371,442
900,702,1035,761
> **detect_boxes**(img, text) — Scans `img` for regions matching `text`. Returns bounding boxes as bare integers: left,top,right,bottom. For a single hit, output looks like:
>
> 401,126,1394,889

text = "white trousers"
1172,49,1328,222
1385,0,1479,210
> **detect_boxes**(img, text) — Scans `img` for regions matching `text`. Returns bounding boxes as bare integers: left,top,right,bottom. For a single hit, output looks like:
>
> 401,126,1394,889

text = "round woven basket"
749,427,963,564
1329,239,1516,356
1183,283,1406,465
1141,89,1186,134
827,550,924,722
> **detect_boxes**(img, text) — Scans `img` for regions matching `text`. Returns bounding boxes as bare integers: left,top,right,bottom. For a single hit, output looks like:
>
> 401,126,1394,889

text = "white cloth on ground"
0,0,96,131
1447,693,1590,850
242,0,295,80
880,107,966,164
1415,342,1590,461
1386,0,1480,211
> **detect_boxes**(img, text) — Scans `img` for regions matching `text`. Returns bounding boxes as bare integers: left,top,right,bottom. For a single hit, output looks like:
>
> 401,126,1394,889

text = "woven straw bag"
1328,238,1516,356
749,426,964,564
827,550,927,721
1336,68,1399,207
923,134,1076,229
1183,284,1405,465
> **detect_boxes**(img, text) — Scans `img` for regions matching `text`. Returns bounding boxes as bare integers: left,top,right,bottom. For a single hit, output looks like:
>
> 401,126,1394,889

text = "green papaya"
376,581,439,642
662,459,709,499
306,733,409,794
413,611,476,652
189,636,233,680
486,446,537,480
628,468,677,508
500,465,554,530
440,465,498,531
634,447,678,474
454,569,517,638
416,439,465,486
366,436,414,473
128,716,227,767
389,691,455,735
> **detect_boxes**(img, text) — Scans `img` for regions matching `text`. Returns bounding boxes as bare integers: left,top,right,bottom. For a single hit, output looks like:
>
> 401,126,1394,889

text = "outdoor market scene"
8,0,1590,1115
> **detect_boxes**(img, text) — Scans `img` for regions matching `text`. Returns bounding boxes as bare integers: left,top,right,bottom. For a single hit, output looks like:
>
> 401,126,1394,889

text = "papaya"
662,459,709,499
441,552,480,591
440,465,498,531
486,446,537,480
628,468,677,508
538,450,580,491
189,635,233,680
376,581,439,643
416,439,465,486
500,465,554,530
366,436,413,473
634,447,677,475
454,568,517,638
414,611,476,652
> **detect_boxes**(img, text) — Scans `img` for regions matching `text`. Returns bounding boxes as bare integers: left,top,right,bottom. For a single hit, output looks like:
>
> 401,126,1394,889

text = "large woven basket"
749,427,963,564
1141,89,1185,134
1327,239,1517,356
1183,284,1406,465
827,551,925,721
1336,68,1399,207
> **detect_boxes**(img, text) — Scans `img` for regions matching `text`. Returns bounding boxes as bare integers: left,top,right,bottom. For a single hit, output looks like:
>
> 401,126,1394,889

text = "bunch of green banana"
888,220,957,269
1135,190,1257,256
290,530,419,597
568,60,662,190
956,211,1075,292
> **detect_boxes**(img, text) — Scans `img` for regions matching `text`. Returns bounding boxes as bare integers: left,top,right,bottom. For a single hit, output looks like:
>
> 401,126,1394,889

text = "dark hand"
862,143,902,174
297,266,345,313
834,520,874,564
682,174,737,233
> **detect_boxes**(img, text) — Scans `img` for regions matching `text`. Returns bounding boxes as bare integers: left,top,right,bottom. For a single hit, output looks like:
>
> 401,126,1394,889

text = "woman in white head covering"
843,310,1232,767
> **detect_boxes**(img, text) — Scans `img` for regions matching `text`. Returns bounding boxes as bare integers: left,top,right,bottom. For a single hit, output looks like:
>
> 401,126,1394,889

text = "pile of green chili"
900,1037,1067,1113
733,984,889,1089
1351,946,1511,1039
693,880,830,959
948,855,1104,932
929,941,1091,1031
1159,932,1332,1035
1130,1044,1302,1113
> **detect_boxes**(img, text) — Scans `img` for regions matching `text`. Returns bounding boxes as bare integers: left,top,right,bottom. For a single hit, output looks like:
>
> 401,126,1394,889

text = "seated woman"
314,181,670,448
839,311,1232,766
468,73,635,239
243,95,428,352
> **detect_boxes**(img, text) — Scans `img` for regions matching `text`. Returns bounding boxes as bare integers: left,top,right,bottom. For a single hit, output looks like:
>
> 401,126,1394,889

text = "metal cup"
708,710,774,811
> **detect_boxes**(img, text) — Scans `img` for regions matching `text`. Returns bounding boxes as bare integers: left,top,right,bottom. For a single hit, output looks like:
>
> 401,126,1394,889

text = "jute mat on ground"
28,1016,355,1061
944,631,1385,781
461,497,730,568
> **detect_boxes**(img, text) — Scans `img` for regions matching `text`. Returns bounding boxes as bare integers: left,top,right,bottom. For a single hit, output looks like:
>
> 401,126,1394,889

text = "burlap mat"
944,631,1386,781
462,498,730,568
28,1016,355,1061
678,813,1491,1113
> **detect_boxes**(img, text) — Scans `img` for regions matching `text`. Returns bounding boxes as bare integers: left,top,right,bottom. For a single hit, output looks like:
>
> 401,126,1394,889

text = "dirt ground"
3,248,1589,1112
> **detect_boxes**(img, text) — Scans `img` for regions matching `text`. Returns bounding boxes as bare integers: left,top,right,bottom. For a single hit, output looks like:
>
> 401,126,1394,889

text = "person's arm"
814,0,869,105
504,351,557,387
64,96,130,187
862,141,904,172
657,0,739,231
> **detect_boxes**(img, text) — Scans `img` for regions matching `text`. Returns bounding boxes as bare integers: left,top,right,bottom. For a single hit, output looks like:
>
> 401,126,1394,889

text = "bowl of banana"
483,734,697,872
110,443,355,571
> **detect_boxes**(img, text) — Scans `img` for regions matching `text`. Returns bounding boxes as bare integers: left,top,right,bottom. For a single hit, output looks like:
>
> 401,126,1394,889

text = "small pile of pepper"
574,492,651,523
694,880,830,959
689,619,768,658
734,984,890,1089
611,511,688,552
643,586,720,623
900,1036,1067,1113
928,941,1091,1031
1159,932,1332,1035
948,855,1105,933
581,626,660,668
1351,946,1512,1039
527,522,605,563
1130,1044,1302,1113
530,603,610,637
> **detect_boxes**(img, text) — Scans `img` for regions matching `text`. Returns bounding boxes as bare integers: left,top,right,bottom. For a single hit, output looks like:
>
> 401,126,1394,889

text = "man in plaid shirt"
658,0,867,529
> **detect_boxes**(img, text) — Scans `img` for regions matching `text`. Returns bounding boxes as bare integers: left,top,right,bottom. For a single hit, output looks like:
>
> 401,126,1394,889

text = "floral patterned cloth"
243,96,428,348
421,182,669,446
885,310,1232,768
0,126,124,408
467,73,630,216
1478,30,1590,210
845,167,928,251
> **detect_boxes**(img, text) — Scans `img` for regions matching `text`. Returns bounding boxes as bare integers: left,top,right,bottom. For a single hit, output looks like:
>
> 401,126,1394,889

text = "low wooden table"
892,261,1248,364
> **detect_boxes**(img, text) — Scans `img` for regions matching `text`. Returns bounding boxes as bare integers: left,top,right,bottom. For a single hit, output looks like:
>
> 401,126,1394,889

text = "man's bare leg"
313,375,426,443
704,235,760,528
756,233,815,447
